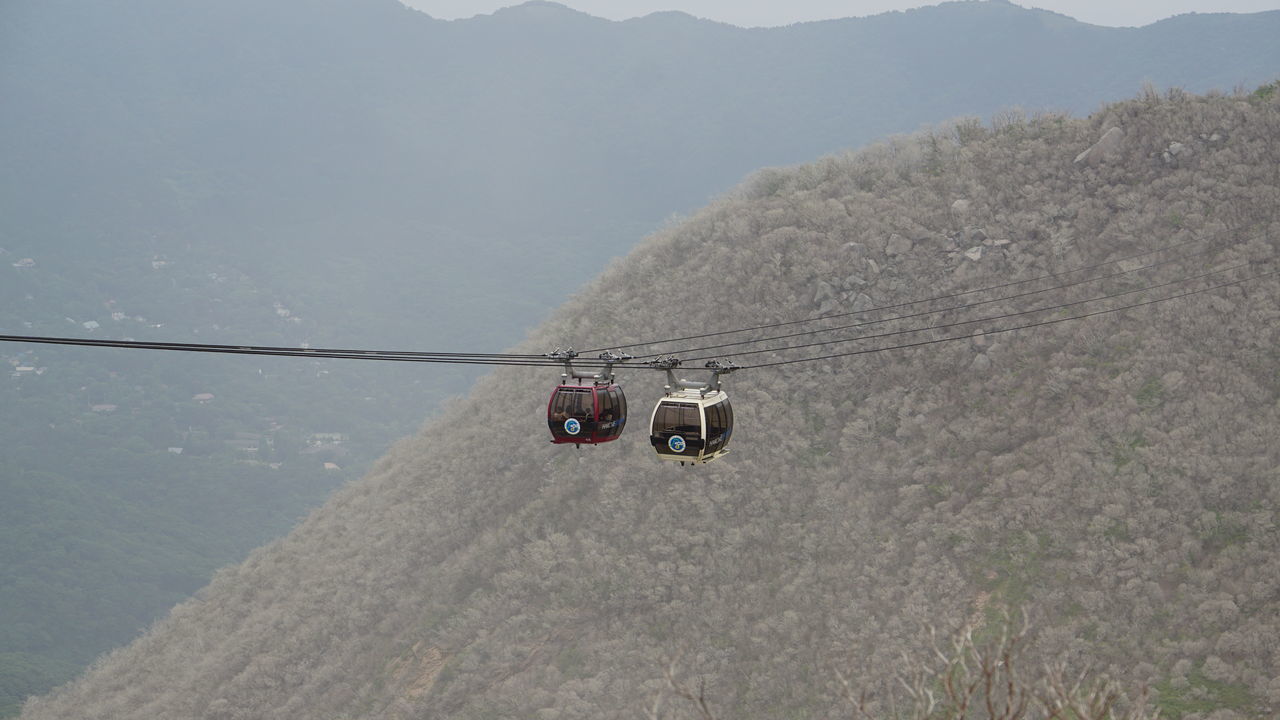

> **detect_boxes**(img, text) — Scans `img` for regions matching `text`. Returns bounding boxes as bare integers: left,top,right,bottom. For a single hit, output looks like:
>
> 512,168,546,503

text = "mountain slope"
6,7,1280,700
22,87,1280,719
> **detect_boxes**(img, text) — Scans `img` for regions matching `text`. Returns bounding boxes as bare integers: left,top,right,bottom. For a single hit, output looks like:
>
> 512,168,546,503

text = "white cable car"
648,359,737,465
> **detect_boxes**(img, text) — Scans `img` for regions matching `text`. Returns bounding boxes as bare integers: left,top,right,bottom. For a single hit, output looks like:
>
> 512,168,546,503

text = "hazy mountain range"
6,0,1280,249
2,0,1278,713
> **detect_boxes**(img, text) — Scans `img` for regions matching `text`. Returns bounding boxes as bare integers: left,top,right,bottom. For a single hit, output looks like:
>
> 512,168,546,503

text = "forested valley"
18,85,1280,719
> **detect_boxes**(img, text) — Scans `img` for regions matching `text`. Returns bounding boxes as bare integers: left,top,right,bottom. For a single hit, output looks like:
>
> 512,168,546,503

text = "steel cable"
580,235,1207,355
643,240,1228,359
746,267,1274,369
686,262,1250,363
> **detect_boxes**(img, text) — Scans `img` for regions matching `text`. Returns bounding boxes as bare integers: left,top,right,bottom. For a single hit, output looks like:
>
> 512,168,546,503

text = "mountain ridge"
7,0,1280,241
411,0,1265,31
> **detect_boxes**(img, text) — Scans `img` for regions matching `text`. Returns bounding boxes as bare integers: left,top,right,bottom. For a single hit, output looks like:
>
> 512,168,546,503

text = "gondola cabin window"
596,387,627,440
552,388,593,421
653,402,701,436
547,384,627,444
704,399,732,454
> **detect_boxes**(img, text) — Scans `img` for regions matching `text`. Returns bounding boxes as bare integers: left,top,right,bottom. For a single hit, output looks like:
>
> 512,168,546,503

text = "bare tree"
650,615,1158,720
644,654,718,720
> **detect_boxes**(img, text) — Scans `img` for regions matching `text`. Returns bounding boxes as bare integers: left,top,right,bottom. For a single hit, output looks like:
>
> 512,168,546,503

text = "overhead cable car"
545,349,630,445
648,358,738,465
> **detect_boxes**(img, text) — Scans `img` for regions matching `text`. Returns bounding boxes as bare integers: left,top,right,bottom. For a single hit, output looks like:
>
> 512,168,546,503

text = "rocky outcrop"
1073,126,1125,165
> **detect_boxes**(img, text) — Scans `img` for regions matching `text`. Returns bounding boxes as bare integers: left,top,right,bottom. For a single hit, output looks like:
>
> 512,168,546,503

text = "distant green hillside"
3,0,1280,712
20,87,1280,720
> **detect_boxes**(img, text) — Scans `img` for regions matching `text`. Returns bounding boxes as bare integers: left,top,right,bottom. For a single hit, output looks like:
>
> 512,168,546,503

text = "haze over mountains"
401,0,1280,28
21,85,1280,719
7,0,1280,255
2,0,1279,714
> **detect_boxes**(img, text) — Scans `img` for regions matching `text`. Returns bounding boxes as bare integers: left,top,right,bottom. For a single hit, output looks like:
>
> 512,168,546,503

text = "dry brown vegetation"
21,86,1280,719
652,614,1161,720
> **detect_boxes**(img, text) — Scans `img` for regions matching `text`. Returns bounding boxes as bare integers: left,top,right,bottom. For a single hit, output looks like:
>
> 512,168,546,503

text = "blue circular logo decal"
564,418,582,435
668,435,686,452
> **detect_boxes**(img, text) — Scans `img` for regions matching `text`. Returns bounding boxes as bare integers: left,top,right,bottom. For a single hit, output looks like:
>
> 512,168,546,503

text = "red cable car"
545,350,630,445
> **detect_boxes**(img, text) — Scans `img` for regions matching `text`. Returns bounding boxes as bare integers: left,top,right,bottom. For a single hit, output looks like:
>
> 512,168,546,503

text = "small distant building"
167,447,184,455
12,258,35,269
14,366,35,374
192,393,215,403
309,432,346,444
323,462,342,471
227,433,261,454
90,404,118,413
82,321,100,330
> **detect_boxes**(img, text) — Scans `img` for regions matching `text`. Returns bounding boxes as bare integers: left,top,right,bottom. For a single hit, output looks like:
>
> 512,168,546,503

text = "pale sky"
399,0,1280,28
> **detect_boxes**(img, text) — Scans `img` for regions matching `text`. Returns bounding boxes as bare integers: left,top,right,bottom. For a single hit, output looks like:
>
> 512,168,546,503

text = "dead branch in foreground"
646,613,1157,720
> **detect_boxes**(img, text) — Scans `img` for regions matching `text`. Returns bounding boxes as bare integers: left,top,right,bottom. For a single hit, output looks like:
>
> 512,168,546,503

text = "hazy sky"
399,0,1280,28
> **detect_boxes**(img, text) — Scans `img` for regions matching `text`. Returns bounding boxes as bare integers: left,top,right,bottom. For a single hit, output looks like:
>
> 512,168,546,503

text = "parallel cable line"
0,335,544,360
686,262,1252,363
581,235,1208,354
747,268,1274,369
1,257,1262,373
643,241,1227,359
0,335,590,368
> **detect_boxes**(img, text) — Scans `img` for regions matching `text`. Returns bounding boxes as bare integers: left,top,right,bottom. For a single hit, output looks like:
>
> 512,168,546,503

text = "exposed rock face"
886,233,913,256
1201,129,1229,144
1162,140,1192,165
1073,126,1125,165
813,280,837,305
